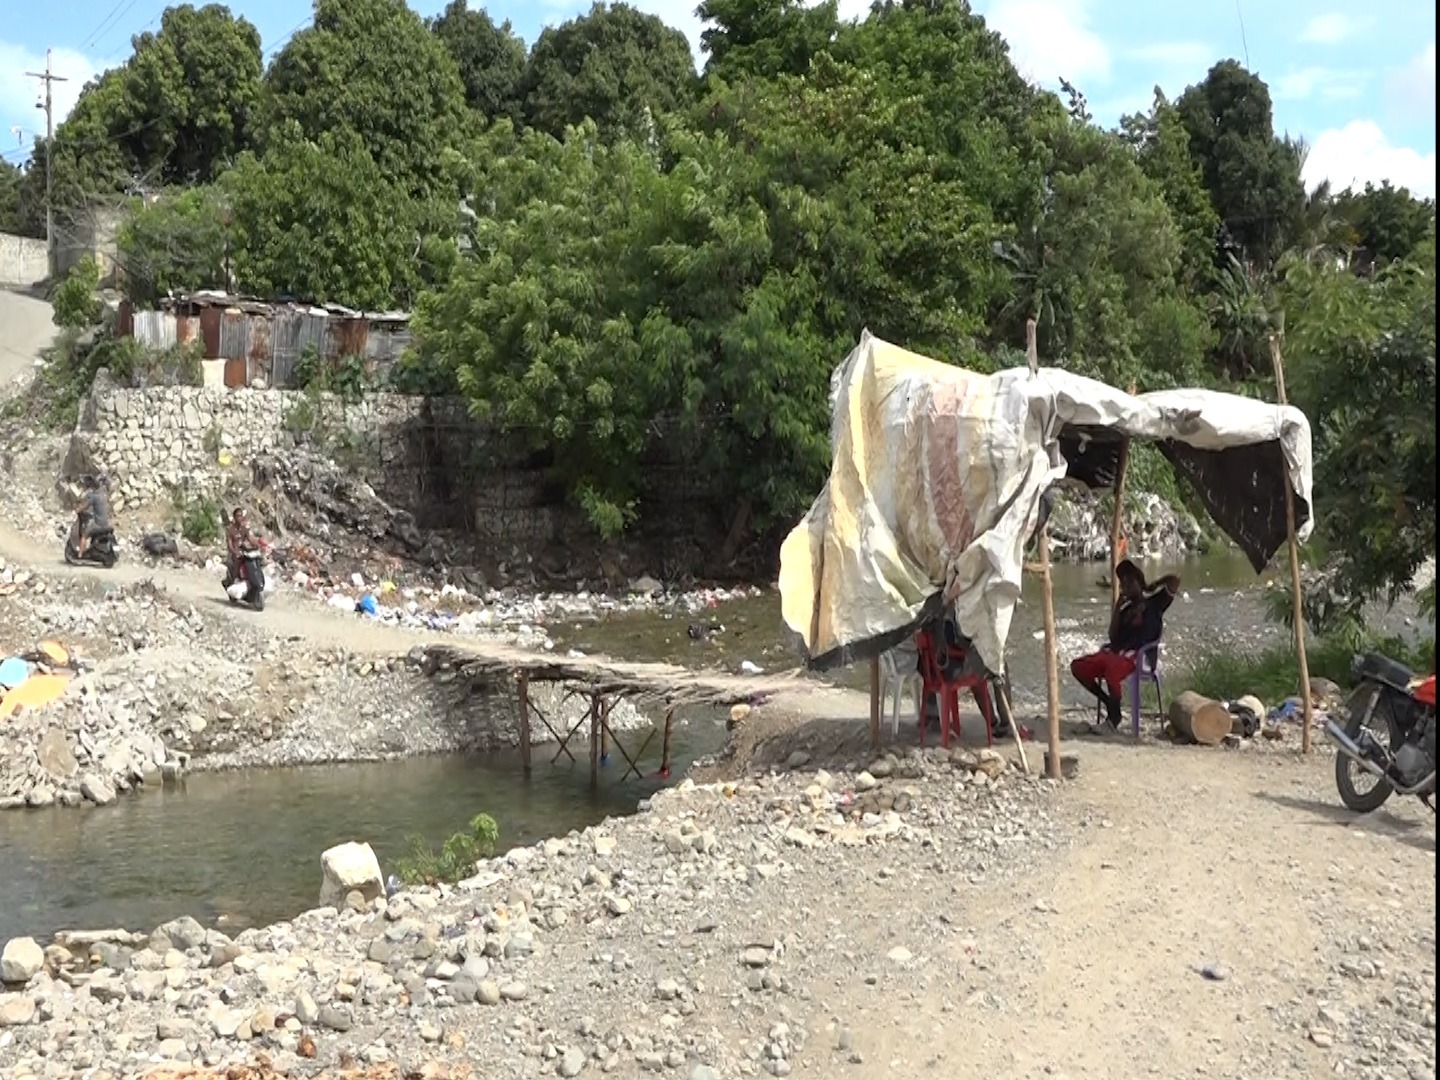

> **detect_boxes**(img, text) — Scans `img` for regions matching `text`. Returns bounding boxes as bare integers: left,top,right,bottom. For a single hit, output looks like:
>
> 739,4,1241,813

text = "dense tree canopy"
11,0,1435,608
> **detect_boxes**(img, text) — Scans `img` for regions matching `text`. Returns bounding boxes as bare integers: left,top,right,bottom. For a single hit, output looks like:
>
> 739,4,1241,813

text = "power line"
82,0,146,51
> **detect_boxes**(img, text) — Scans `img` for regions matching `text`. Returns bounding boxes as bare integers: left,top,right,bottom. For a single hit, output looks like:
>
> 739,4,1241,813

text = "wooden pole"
588,694,600,793
599,698,611,766
868,655,881,751
1025,316,1063,778
517,671,532,777
1109,439,1131,608
1039,525,1064,778
659,707,675,779
1268,333,1313,754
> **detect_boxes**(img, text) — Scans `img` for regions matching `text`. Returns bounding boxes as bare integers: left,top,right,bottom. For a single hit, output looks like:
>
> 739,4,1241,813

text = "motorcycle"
224,547,267,611
1326,651,1436,814
64,526,119,568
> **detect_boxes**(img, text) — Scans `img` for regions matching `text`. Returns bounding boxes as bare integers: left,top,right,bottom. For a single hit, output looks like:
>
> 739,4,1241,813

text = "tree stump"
1168,690,1233,746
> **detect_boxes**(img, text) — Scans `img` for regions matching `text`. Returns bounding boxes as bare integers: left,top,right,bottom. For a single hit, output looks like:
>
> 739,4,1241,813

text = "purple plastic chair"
1093,639,1165,736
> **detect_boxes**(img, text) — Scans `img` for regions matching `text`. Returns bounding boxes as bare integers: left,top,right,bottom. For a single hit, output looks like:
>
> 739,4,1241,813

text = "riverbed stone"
79,773,117,806
318,842,385,909
0,993,37,1026
36,729,78,779
1,937,44,984
153,915,208,952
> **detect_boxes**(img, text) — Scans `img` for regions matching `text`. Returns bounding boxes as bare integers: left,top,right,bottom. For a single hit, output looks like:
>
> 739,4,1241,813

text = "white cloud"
1303,120,1437,198
1299,14,1366,46
0,42,106,151
1272,66,1368,102
1384,42,1437,122
981,0,1110,88
1127,41,1213,69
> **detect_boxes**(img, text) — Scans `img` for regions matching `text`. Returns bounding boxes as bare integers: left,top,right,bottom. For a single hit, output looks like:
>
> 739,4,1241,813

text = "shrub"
173,491,223,546
394,812,500,885
52,256,103,330
1183,633,1435,705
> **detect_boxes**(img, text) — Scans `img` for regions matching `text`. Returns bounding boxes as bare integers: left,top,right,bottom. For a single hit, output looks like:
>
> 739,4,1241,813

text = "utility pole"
25,49,68,279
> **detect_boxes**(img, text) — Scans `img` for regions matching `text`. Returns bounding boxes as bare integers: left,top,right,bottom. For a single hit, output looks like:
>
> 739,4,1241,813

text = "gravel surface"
0,740,1432,1080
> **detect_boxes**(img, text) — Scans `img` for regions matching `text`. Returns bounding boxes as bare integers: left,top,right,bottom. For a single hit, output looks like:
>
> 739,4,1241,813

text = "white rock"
318,842,385,909
0,938,44,984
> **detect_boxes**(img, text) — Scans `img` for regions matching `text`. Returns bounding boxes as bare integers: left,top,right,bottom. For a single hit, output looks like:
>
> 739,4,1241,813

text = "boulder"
37,728,78,780
318,842,385,909
79,773,117,806
1,937,44,984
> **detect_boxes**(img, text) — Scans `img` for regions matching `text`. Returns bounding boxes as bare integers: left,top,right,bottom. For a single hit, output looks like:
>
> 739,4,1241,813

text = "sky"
2,0,1435,197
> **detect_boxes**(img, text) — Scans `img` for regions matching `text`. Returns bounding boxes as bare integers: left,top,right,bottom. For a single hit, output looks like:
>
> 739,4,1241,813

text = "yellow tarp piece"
0,673,70,721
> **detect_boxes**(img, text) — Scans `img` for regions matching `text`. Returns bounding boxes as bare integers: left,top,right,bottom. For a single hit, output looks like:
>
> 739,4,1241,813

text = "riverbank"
0,735,1432,1080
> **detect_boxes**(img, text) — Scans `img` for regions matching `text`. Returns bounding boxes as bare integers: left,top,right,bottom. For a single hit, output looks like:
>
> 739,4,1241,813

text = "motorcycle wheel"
249,586,265,612
99,548,117,569
63,542,79,566
1335,685,1402,813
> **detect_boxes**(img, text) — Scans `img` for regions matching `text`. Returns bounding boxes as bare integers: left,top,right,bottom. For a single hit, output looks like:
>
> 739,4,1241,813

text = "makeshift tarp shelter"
779,331,1315,678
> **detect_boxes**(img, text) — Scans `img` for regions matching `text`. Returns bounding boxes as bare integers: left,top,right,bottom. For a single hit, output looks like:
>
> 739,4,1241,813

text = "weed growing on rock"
395,812,500,885
173,490,223,546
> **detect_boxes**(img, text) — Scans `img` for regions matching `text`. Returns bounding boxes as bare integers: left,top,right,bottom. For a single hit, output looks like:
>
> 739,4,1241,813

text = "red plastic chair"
914,628,995,749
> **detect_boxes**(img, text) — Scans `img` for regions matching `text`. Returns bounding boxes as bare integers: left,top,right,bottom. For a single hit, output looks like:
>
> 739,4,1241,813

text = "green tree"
1280,226,1436,617
1176,60,1306,265
116,187,230,304
1120,89,1221,292
224,125,419,309
698,0,840,81
1335,181,1436,272
519,2,699,142
429,0,527,124
52,256,103,329
46,4,263,205
262,0,468,200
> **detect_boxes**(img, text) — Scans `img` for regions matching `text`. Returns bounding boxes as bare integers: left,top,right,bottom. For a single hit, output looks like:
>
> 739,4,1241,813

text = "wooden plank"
1039,524,1063,778
517,671,532,777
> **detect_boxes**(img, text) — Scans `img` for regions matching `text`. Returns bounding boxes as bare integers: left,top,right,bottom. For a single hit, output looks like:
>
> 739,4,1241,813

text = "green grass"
1183,634,1435,706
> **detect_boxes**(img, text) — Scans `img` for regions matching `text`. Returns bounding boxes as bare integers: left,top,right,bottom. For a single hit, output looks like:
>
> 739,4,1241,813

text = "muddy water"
0,552,1280,943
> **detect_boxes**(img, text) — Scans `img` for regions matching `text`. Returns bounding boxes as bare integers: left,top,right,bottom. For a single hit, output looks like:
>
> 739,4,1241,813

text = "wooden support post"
599,699,611,766
869,654,882,751
1269,333,1314,754
517,671,532,777
659,708,675,779
1109,439,1131,608
1039,523,1064,779
588,694,600,793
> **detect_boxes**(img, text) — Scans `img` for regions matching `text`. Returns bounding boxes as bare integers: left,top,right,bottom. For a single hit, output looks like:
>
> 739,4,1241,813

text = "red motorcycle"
1326,652,1436,814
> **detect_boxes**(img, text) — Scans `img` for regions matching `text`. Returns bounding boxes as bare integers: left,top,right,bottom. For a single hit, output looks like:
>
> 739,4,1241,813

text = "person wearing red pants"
1071,559,1181,727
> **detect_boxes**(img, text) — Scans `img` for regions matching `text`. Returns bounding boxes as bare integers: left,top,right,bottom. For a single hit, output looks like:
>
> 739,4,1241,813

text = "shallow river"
0,552,1285,942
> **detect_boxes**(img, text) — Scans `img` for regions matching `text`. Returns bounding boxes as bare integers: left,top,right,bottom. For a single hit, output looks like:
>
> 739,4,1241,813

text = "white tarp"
779,331,1315,673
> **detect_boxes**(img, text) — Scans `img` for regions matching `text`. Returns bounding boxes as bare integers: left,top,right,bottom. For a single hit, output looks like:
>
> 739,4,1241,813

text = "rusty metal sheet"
328,316,368,361
223,356,247,389
132,311,176,351
218,310,246,360
116,301,134,339
176,315,200,347
199,308,221,358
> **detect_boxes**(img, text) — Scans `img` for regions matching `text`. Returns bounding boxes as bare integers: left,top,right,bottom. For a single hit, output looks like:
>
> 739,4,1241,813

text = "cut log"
1168,690,1233,746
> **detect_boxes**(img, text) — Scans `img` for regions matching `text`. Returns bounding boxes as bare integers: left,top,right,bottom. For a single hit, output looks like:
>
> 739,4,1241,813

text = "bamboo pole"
869,655,882,751
1109,439,1131,608
599,700,611,765
1268,333,1313,754
517,671,532,777
1039,525,1063,778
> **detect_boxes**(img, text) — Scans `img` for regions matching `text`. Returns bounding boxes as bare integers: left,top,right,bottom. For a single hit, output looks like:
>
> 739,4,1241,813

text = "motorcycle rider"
73,474,113,561
224,507,255,589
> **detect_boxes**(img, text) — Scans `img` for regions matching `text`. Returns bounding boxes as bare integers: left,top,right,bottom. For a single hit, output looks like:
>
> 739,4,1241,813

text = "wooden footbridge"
411,642,809,789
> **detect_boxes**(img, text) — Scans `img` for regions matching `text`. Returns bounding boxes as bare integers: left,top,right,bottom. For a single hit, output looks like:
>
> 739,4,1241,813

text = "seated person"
1070,559,1180,728
915,615,1014,738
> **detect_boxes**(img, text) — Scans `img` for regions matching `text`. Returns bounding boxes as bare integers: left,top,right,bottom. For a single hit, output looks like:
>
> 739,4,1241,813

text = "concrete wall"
0,231,48,287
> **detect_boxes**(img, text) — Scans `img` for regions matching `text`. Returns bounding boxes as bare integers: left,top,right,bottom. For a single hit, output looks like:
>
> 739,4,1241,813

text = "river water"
0,552,1283,943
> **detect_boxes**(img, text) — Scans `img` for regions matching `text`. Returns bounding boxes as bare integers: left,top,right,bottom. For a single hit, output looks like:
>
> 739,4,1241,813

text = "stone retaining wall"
65,382,565,544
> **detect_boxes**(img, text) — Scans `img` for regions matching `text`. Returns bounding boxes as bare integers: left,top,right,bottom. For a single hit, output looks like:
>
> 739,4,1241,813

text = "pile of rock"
1048,486,1203,563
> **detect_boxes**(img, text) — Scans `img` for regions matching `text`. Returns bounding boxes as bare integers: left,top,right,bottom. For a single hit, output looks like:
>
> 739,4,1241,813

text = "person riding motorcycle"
224,507,255,588
73,475,113,561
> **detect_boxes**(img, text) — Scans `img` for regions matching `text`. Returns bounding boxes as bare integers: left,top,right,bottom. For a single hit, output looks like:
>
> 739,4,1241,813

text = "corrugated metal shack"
115,291,413,389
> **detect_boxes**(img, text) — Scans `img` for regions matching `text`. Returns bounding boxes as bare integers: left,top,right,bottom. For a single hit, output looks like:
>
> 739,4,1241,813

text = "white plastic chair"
878,646,925,738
